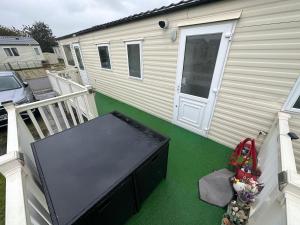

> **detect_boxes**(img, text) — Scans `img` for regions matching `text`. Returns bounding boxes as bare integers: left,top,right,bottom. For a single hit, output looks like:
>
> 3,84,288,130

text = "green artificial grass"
95,92,232,225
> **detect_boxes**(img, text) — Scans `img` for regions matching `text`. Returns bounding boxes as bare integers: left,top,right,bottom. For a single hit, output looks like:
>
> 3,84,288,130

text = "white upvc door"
173,21,234,136
72,43,89,85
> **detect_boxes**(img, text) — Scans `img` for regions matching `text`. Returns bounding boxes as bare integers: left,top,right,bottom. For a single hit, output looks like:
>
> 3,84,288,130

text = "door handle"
213,88,218,94
176,85,180,92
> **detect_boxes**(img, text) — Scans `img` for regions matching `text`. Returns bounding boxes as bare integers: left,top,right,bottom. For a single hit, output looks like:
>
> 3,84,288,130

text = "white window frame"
97,43,112,71
283,76,300,113
4,47,19,57
4,48,13,56
125,40,143,80
11,47,19,56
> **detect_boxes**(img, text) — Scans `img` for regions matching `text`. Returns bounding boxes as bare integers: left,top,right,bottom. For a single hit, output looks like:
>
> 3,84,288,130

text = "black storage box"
31,112,170,225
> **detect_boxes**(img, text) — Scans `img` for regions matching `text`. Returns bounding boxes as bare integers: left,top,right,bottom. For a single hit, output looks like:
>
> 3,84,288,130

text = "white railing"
54,68,83,85
248,112,300,225
0,71,98,225
0,60,43,70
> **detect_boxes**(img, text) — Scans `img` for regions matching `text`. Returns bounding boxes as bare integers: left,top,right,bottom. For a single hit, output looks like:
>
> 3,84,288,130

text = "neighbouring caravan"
0,36,44,69
57,0,300,170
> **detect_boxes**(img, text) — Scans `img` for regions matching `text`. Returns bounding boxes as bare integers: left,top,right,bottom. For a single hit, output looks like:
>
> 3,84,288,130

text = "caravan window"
283,77,300,113
294,96,300,109
97,44,111,69
4,48,13,56
125,41,143,79
34,47,40,55
11,48,19,56
4,48,19,56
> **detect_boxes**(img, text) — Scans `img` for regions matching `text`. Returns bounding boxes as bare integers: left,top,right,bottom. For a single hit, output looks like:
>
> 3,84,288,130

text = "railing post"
3,102,19,153
0,152,27,225
85,85,98,118
278,112,297,174
0,101,28,225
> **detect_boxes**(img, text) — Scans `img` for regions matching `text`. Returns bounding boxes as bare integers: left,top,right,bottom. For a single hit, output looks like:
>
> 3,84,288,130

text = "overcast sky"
0,0,179,37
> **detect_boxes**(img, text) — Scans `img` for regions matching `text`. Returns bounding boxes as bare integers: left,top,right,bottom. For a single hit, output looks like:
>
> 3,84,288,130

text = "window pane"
98,46,111,69
294,96,300,109
181,33,222,98
0,76,21,91
127,44,141,78
63,45,75,66
4,48,13,56
34,47,40,55
11,48,19,56
74,47,84,70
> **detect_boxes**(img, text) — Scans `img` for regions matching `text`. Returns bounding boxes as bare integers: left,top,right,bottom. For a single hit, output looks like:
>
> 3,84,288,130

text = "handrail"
50,68,83,85
47,70,84,90
16,90,88,112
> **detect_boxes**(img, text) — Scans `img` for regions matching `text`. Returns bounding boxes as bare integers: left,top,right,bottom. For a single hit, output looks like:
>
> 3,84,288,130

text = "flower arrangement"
222,138,265,225
232,177,264,204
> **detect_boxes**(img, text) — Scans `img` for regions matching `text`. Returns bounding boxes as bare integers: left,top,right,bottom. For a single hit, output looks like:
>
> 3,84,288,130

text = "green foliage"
0,25,23,36
23,22,56,53
1,22,56,53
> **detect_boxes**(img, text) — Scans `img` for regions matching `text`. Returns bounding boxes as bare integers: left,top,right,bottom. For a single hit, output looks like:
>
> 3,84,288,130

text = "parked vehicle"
0,71,35,127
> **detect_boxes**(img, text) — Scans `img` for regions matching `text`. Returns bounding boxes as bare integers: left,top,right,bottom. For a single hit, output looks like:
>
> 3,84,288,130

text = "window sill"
100,67,112,72
128,75,143,81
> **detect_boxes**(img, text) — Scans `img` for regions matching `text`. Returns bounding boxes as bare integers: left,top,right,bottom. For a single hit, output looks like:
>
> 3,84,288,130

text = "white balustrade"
248,112,300,225
0,70,98,225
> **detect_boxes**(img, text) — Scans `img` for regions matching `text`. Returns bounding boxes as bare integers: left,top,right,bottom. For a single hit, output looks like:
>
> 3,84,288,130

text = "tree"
23,22,56,53
0,25,24,36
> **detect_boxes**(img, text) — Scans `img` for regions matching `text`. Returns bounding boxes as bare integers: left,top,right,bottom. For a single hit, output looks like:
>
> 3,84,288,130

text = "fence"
0,71,98,225
248,112,300,225
0,60,43,71
55,68,83,85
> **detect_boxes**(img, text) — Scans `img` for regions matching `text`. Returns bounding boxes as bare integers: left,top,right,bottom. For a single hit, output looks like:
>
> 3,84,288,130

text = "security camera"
158,20,169,29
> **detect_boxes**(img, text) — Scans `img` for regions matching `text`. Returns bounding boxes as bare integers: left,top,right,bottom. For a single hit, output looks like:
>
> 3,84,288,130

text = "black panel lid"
32,112,169,225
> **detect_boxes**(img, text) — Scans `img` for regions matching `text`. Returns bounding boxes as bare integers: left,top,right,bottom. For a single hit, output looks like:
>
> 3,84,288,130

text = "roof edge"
57,0,219,41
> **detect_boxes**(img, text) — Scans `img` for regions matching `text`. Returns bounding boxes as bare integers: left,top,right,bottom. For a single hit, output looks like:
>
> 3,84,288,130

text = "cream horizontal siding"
59,0,300,150
0,45,44,63
289,114,300,172
209,0,300,148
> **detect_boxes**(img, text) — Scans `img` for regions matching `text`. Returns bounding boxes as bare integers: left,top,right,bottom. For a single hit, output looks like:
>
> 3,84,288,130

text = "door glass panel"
63,45,75,66
74,46,84,70
181,33,222,98
293,96,300,109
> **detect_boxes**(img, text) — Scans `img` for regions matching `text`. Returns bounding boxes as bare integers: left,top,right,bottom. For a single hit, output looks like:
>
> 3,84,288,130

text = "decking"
95,92,232,225
0,87,298,225
0,91,231,225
